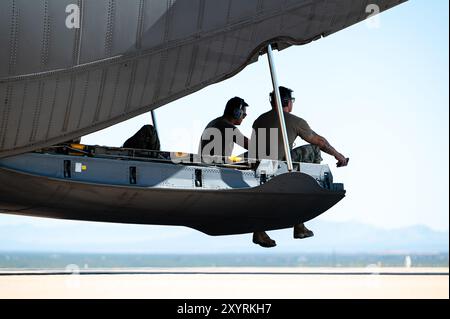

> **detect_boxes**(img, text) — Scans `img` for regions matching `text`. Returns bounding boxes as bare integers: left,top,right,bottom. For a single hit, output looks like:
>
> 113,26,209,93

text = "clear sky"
1,0,448,237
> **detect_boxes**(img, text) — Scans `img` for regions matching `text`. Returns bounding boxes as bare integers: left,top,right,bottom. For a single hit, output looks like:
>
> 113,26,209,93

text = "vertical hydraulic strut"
151,110,160,147
266,44,294,172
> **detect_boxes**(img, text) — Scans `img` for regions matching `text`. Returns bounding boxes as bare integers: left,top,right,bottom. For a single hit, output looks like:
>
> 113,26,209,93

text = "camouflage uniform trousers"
291,144,323,164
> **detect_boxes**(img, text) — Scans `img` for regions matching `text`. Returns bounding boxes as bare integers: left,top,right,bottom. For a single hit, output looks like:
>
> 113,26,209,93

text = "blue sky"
1,1,448,244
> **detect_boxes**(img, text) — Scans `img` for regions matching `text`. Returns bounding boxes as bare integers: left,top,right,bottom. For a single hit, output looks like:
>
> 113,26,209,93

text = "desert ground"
0,267,448,299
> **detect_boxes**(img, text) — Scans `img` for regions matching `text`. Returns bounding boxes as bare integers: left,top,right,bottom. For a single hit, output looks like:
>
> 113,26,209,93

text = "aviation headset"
233,103,246,120
226,97,248,120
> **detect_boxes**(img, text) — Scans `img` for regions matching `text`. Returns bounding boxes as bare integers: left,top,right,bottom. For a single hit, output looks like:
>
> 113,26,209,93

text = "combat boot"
293,223,314,239
253,231,277,248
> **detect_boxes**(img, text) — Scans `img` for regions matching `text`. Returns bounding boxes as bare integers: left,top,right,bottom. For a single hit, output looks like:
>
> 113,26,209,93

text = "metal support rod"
266,44,294,172
151,110,160,145
151,110,158,132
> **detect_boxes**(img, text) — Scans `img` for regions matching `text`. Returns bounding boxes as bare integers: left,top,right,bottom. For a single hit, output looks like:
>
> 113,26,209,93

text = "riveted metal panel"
76,68,103,129
261,0,282,12
46,0,77,70
33,79,58,142
45,76,72,139
140,0,170,50
202,0,229,33
14,0,45,75
169,0,201,42
96,64,121,122
139,52,164,107
13,80,40,146
127,56,152,111
229,0,259,23
108,61,135,119
80,0,109,63
0,0,14,77
111,0,140,55
64,72,90,132
156,45,194,100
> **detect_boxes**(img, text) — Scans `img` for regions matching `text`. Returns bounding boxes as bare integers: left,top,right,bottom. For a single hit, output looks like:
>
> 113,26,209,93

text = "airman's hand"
335,154,349,168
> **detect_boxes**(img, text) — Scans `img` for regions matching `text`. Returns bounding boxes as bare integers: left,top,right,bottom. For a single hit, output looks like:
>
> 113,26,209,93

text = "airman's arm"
304,132,349,167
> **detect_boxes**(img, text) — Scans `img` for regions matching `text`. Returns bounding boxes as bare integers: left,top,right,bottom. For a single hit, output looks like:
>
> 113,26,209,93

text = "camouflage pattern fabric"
291,144,323,164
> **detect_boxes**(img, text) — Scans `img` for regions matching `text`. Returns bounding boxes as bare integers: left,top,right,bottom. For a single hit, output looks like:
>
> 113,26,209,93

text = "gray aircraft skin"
0,0,407,236
0,150,346,235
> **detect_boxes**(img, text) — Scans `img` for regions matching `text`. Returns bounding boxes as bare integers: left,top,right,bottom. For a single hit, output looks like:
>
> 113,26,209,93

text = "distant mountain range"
0,216,447,254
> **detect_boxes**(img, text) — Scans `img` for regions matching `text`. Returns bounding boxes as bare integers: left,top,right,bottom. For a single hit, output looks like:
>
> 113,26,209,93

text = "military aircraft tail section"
0,0,407,158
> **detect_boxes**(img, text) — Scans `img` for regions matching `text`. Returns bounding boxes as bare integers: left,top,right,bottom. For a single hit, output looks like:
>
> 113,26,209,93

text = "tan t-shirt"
252,110,314,160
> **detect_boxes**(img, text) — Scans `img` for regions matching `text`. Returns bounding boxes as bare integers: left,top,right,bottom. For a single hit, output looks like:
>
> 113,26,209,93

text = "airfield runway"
0,268,448,299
